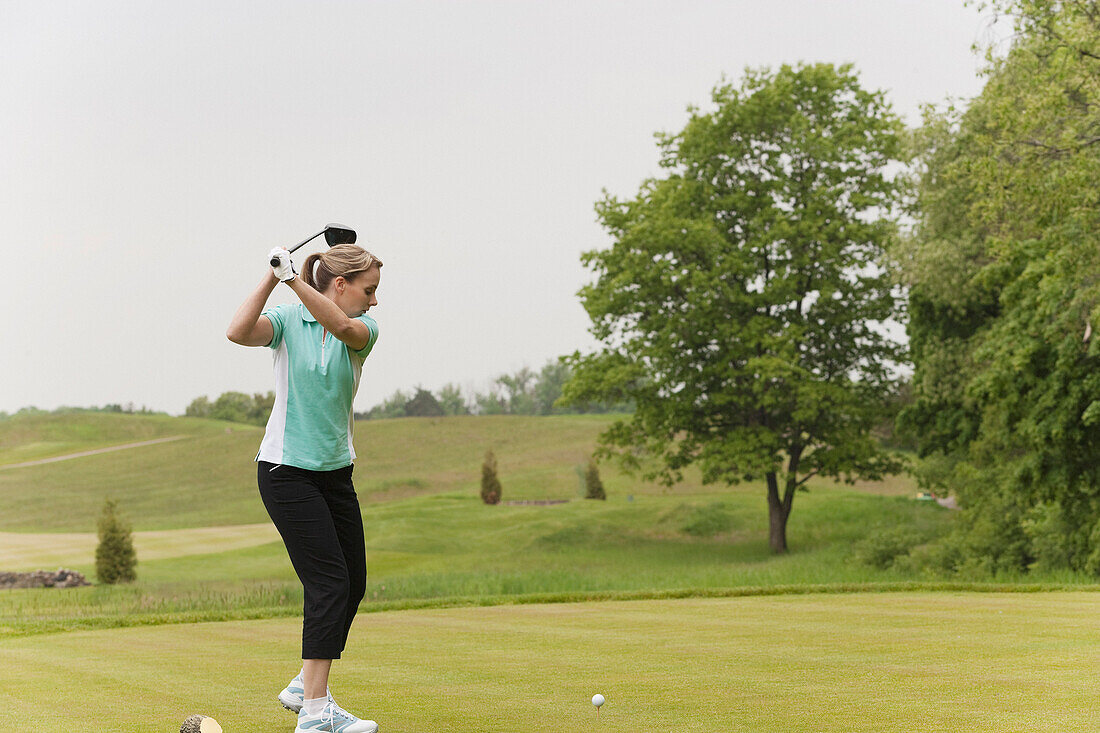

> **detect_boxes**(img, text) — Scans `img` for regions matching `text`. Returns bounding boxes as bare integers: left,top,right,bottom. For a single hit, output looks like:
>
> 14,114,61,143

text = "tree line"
894,0,1100,576
183,360,630,427
355,360,630,420
0,404,164,420
185,392,275,426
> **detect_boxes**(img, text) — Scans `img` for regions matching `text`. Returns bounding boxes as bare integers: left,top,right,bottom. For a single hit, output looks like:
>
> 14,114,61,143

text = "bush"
935,487,1032,576
480,449,502,505
1022,502,1073,573
584,458,606,500
852,527,926,570
95,499,136,584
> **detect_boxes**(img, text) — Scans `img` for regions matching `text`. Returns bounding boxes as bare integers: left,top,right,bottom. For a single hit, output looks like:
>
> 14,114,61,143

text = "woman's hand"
269,247,297,282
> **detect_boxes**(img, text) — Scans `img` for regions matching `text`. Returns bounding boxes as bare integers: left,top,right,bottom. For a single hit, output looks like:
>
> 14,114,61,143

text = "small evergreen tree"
584,457,606,500
95,499,136,584
480,449,502,505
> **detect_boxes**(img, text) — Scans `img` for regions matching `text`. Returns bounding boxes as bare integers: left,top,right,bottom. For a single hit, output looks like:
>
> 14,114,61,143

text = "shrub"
934,488,1032,576
480,449,502,505
1022,502,1073,573
1021,501,1098,575
852,527,925,570
95,499,136,584
584,457,606,500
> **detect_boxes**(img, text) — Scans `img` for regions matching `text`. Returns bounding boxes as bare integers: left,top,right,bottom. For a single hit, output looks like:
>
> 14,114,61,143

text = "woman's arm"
226,271,278,346
286,278,372,351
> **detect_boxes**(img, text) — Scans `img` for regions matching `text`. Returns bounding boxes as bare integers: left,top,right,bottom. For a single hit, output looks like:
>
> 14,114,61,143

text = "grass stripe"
6,581,1099,638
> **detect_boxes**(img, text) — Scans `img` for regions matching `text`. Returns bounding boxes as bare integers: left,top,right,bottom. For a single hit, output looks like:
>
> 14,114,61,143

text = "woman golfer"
227,243,382,733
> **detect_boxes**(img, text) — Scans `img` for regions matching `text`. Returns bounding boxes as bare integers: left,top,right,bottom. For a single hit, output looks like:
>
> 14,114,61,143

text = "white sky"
0,1,998,415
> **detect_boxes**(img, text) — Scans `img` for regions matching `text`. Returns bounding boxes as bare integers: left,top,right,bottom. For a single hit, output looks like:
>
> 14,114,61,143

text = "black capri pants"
258,461,366,660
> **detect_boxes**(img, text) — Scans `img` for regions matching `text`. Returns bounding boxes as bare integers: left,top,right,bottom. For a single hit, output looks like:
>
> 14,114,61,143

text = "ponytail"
300,245,382,292
301,252,326,290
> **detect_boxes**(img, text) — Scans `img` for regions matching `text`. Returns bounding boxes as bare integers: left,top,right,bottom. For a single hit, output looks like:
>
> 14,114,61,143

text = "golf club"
270,224,357,266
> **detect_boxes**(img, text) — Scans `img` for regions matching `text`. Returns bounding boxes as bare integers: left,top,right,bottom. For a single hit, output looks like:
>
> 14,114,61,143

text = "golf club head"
270,224,359,267
324,224,357,246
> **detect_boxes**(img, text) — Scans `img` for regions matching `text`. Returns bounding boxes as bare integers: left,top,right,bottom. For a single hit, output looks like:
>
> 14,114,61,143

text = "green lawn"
2,592,1098,732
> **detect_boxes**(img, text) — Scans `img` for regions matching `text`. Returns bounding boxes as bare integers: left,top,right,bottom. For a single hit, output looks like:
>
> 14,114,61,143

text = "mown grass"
3,592,1100,732
0,412,228,465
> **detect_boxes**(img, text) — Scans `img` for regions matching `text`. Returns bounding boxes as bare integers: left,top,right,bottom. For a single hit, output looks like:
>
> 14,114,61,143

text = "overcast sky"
1,1,999,415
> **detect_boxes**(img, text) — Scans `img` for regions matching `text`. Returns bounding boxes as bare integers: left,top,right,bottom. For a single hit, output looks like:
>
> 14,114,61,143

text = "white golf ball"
592,693,605,708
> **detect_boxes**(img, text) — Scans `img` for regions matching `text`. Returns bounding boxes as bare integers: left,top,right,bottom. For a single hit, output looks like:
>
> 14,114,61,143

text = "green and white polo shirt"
255,303,379,471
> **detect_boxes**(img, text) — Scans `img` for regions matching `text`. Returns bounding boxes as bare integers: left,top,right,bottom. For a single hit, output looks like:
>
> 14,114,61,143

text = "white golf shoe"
280,671,346,714
278,670,308,712
294,700,379,733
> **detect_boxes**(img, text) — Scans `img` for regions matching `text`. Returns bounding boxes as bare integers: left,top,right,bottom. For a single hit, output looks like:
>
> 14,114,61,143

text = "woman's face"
332,267,380,317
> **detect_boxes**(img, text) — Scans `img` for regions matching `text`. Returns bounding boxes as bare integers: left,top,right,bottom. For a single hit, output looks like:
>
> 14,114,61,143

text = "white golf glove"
269,247,297,282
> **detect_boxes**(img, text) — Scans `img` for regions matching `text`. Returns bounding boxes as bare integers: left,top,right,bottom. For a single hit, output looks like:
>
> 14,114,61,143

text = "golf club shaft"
270,230,325,267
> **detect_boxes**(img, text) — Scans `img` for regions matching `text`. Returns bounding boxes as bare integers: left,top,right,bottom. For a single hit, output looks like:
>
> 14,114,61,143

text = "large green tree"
564,63,907,553
901,1,1100,574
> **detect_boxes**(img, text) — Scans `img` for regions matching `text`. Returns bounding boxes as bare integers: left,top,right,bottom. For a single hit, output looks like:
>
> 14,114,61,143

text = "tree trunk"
766,472,789,553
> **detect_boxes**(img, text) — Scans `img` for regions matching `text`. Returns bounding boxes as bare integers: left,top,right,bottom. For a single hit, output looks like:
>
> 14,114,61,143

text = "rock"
180,714,222,733
0,568,91,589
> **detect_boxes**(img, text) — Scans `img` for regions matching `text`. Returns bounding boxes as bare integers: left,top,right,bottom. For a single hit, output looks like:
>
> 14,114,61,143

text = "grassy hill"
0,412,969,636
0,412,228,466
3,413,646,531
1,486,957,636
0,412,914,532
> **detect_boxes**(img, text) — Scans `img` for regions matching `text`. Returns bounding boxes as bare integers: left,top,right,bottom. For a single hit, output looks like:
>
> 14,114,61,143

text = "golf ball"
592,694,605,708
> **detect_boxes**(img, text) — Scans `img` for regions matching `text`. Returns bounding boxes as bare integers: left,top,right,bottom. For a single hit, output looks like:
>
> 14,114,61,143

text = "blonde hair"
301,244,382,292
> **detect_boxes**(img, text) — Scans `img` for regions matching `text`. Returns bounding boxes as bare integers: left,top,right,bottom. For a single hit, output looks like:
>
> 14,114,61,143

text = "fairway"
1,592,1097,732
0,523,278,570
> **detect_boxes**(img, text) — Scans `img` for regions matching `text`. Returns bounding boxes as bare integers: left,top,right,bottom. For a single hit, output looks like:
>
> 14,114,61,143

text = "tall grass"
0,485,964,636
